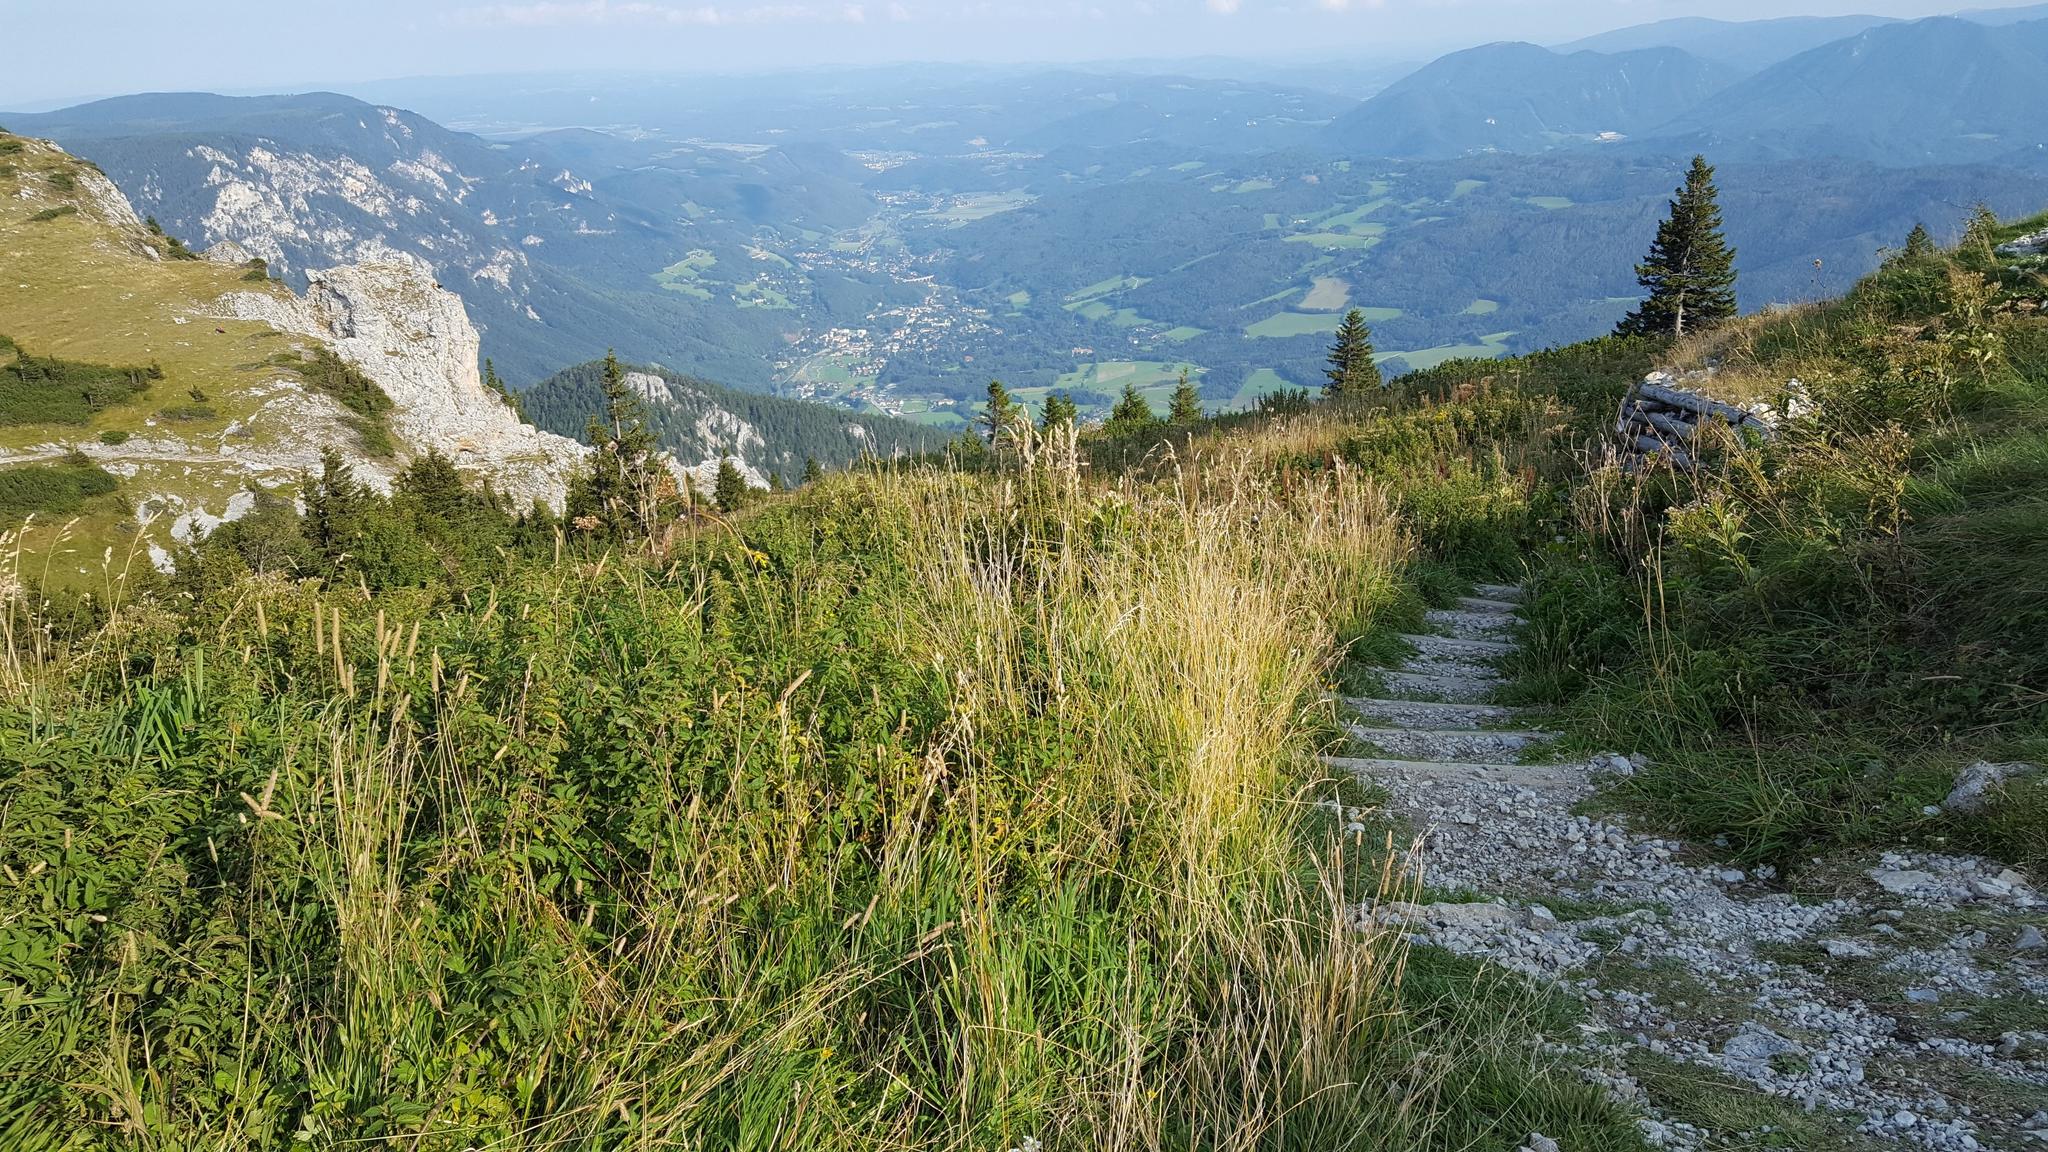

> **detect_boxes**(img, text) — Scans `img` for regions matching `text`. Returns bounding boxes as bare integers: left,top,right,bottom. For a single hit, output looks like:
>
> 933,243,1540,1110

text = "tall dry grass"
2,427,1624,1151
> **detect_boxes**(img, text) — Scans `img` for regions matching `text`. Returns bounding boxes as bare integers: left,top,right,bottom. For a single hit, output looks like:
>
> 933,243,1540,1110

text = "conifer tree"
482,358,523,419
980,379,1022,445
802,457,825,485
1324,310,1382,397
1167,371,1204,425
1106,383,1158,437
1902,222,1937,261
769,471,785,492
1618,156,1739,339
570,351,661,539
714,456,749,514
304,448,367,562
1040,390,1079,432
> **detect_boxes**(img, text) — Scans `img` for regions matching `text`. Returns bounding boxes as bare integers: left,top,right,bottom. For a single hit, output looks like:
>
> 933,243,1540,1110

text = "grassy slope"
0,132,305,577
0,439,1657,1149
1497,210,2048,872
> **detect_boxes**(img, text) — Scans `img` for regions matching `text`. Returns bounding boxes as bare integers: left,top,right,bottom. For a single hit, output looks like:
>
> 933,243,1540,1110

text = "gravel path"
1334,584,2048,1151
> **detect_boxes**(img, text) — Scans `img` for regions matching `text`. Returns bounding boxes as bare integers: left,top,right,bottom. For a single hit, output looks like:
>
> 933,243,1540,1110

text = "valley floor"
1340,586,2048,1152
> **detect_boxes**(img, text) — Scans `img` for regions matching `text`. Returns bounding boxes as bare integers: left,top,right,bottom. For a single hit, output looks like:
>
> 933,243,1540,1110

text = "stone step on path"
1425,607,1517,638
1343,694,1524,730
1324,581,2048,1152
1347,722,1551,762
1379,669,1502,704
1401,633,1515,658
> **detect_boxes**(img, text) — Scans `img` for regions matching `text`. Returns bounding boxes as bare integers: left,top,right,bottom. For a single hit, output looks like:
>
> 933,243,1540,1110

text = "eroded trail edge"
1332,584,2048,1152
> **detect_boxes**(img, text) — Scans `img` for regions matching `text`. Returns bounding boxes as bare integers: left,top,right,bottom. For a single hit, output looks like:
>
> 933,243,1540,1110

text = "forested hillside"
521,359,942,479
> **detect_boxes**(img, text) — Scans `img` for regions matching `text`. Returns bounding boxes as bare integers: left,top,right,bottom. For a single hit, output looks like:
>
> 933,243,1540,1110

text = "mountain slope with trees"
521,359,942,482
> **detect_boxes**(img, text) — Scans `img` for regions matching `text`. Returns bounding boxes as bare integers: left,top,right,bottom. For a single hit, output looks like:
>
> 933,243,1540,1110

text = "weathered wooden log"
1636,382,1754,426
1623,403,1699,441
1633,434,1695,470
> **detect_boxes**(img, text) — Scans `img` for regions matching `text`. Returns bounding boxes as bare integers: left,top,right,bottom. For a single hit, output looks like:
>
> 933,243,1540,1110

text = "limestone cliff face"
222,248,587,510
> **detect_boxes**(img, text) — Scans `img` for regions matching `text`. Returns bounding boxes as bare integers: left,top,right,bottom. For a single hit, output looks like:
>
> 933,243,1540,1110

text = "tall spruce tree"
1167,371,1204,425
1618,156,1738,339
1324,310,1382,397
1106,383,1158,437
1902,222,1937,261
570,351,661,539
802,457,825,485
714,456,749,514
980,379,1022,445
1040,390,1079,432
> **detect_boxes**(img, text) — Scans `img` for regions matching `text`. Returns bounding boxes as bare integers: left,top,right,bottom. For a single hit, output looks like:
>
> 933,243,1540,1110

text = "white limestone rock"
220,246,587,511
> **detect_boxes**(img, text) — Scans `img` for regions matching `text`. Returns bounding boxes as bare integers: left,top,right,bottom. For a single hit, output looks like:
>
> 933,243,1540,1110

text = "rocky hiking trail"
1330,585,2048,1152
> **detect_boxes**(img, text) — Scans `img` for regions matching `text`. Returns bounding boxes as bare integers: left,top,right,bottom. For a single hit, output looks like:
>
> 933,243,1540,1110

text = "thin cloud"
449,0,874,27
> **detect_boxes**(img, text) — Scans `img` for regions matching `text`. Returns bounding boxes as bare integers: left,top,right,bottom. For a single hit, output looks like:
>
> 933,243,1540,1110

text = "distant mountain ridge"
1554,15,1900,70
1321,16,2048,167
1653,17,2048,166
1323,42,1741,159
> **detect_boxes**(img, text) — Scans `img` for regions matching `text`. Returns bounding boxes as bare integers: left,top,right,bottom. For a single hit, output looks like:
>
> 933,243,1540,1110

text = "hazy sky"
0,0,2030,108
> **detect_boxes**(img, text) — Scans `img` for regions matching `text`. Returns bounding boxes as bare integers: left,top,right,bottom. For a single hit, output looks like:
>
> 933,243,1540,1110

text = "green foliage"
1039,390,1079,431
1167,371,1204,424
1105,382,1159,437
522,359,938,477
0,334,159,425
282,347,392,421
26,205,76,223
0,452,118,522
273,347,396,456
1519,228,2048,869
96,429,128,445
0,447,1659,1151
1617,155,1738,339
979,378,1022,444
1324,308,1383,397
143,215,198,260
481,357,522,418
567,352,668,540
713,455,748,512
45,170,75,193
802,456,825,485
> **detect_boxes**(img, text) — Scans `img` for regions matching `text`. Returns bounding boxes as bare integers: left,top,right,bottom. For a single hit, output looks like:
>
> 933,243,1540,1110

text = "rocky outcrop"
622,371,770,492
1997,228,2048,258
221,247,587,510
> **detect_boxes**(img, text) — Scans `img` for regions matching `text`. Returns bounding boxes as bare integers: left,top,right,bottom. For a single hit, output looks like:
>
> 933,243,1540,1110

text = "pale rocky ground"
219,246,587,512
1332,588,2048,1152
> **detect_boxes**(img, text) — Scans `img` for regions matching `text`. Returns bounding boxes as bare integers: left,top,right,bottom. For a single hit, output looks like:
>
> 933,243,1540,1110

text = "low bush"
0,452,118,522
0,335,158,424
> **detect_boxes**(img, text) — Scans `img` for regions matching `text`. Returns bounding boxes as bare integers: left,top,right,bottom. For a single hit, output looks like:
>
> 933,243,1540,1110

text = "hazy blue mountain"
1651,17,2048,166
1554,15,1899,70
1,91,885,385
1322,43,1740,159
1957,1,2048,24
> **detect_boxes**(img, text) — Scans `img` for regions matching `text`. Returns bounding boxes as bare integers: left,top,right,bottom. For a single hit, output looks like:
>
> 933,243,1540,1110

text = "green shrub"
143,215,198,260
0,336,158,424
97,429,129,445
27,205,76,223
45,170,75,192
0,453,119,522
155,403,215,421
